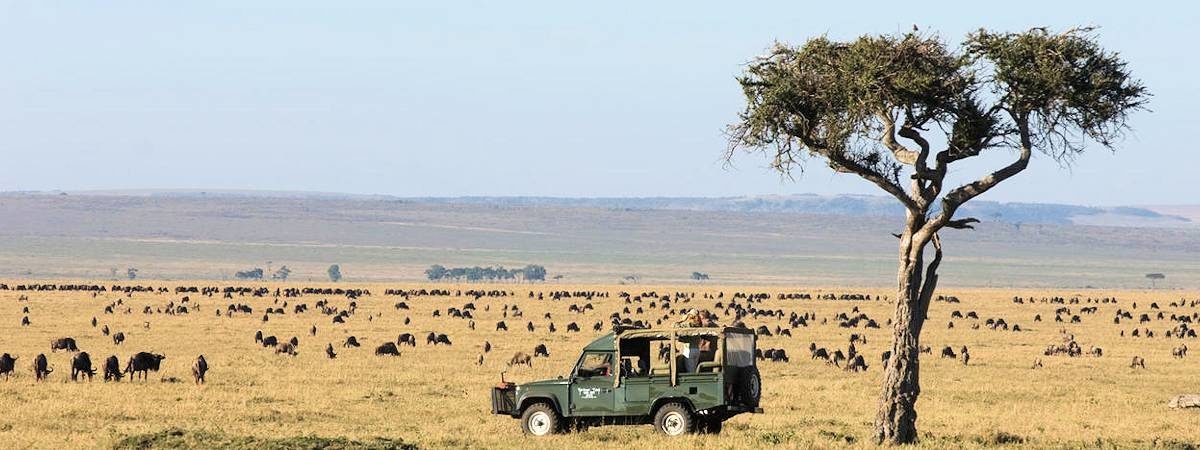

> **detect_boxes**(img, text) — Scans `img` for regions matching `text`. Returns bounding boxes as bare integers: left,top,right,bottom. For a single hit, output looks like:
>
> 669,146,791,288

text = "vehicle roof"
582,326,753,352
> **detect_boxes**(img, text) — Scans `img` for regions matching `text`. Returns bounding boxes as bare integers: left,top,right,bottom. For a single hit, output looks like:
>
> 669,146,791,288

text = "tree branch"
880,113,919,165
944,217,980,230
825,152,919,212
923,118,1033,234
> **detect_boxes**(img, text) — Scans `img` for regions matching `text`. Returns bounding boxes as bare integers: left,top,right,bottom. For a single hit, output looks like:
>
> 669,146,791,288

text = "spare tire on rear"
736,366,761,407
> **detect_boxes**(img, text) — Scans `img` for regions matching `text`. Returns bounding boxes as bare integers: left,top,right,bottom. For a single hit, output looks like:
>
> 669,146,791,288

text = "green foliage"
235,268,263,280
110,428,415,450
424,264,546,282
327,264,342,282
728,26,1148,197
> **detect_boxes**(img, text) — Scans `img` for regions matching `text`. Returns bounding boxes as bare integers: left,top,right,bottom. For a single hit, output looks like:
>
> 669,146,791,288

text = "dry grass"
0,281,1197,449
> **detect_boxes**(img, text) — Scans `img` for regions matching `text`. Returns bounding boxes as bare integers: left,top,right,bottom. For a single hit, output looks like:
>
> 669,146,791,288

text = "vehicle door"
568,351,616,416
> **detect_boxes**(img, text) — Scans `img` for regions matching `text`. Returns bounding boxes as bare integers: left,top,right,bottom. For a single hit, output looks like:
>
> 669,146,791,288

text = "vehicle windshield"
575,351,613,378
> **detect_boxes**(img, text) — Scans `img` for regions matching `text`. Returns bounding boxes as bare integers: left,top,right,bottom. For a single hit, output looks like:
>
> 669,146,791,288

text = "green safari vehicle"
490,326,763,436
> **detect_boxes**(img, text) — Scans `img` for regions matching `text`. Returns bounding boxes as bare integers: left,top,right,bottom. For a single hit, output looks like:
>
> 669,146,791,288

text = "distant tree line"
425,264,546,282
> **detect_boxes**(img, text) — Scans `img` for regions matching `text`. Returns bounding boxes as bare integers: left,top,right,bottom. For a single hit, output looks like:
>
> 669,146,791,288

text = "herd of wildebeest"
1,282,1197,386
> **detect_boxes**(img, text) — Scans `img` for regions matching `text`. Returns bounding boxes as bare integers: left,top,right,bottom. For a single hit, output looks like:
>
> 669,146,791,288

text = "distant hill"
32,190,1196,228
0,191,1197,287
413,195,1194,228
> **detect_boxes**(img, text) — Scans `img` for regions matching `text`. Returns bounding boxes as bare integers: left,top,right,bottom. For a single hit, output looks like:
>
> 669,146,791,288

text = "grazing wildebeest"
1130,356,1146,369
508,352,533,367
940,346,957,359
113,332,126,346
125,352,166,380
566,322,580,332
426,332,438,345
533,344,549,358
21,316,30,326
436,334,452,345
343,336,361,347
809,344,830,362
51,337,79,353
262,336,278,348
526,322,535,333
1173,345,1188,359
289,336,300,348
0,353,17,379
496,321,508,331
830,350,846,367
1090,347,1103,357
192,355,208,384
483,341,492,353
325,344,337,359
375,342,401,356
594,321,604,332
255,330,263,344
71,352,96,381
276,342,298,356
397,333,416,347
1031,358,1043,369
844,355,868,372
33,353,53,381
104,355,122,381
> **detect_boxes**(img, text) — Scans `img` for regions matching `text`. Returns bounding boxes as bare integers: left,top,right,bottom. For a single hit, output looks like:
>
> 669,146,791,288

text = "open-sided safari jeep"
491,326,763,436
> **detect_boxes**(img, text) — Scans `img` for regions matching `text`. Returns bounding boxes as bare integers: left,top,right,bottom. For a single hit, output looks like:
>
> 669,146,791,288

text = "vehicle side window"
576,352,613,378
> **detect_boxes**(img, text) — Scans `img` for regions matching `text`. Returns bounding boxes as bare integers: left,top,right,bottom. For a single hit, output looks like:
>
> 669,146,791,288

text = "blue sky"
0,1,1192,205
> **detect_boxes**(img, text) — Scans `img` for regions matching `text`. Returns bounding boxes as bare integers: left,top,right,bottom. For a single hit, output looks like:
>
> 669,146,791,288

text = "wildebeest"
436,334,452,345
71,352,96,381
959,346,970,366
262,336,278,348
940,346,957,359
51,337,79,353
325,344,337,359
533,344,549,358
192,355,208,384
830,350,846,367
426,332,438,345
397,333,416,347
496,321,508,331
104,355,122,381
343,336,361,347
289,336,300,348
276,342,298,356
508,352,533,367
1173,345,1188,359
21,316,30,326
1130,355,1146,369
375,342,401,356
112,332,126,346
809,343,830,361
484,341,492,353
0,353,17,379
844,354,868,372
125,352,166,380
254,330,263,344
33,353,53,381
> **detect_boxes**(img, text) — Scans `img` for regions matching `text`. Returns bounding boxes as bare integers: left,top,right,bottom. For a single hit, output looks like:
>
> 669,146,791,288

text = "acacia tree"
727,27,1146,444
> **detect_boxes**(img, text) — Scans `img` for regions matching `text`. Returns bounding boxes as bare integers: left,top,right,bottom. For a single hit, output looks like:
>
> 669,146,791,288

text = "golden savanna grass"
0,281,1197,449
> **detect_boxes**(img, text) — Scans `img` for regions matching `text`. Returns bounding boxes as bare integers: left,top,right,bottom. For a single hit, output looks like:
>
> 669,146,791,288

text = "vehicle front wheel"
654,403,695,436
520,403,561,436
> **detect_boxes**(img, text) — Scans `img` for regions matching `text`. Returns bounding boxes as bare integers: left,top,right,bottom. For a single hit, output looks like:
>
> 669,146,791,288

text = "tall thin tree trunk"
874,216,937,445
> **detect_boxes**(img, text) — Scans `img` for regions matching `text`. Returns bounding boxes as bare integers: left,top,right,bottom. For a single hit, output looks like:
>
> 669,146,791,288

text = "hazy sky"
0,1,1192,205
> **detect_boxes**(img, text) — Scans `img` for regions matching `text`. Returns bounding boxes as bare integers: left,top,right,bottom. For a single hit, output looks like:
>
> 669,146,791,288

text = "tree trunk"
874,217,937,445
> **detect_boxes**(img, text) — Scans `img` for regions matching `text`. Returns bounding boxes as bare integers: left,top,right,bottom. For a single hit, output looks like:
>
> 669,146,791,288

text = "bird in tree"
727,27,1147,445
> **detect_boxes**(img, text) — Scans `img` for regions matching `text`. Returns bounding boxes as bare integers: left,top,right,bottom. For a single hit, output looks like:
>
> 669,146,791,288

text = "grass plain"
1,281,1198,449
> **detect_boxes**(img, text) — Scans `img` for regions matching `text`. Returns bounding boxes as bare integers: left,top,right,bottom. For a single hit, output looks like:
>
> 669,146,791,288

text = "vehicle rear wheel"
520,403,561,436
654,403,695,436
